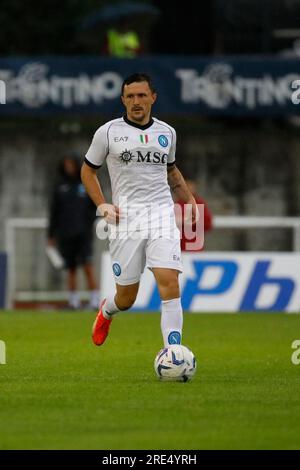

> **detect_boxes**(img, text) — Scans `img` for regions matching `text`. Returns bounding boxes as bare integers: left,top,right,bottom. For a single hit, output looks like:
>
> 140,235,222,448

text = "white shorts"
109,231,183,285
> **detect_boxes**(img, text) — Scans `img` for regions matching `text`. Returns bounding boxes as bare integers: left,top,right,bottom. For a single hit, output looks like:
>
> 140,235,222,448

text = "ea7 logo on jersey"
114,136,128,142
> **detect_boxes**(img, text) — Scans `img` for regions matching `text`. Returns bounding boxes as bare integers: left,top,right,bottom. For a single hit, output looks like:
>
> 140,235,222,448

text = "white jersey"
85,115,177,232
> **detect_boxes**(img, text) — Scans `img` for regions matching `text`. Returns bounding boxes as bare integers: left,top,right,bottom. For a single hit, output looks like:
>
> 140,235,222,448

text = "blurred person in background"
175,178,213,251
47,156,99,310
104,20,141,57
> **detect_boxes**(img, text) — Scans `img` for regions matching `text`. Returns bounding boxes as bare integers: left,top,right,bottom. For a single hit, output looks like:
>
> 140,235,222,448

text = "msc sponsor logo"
119,149,134,164
119,150,168,165
137,151,167,164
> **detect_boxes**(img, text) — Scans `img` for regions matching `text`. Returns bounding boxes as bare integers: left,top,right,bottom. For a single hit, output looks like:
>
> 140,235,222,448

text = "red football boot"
92,299,112,346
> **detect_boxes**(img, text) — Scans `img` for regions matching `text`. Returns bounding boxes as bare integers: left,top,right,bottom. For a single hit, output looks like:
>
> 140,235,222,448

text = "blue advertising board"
0,56,300,116
101,252,300,312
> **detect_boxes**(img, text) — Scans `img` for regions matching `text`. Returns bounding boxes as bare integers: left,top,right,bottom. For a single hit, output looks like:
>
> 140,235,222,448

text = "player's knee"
159,278,180,299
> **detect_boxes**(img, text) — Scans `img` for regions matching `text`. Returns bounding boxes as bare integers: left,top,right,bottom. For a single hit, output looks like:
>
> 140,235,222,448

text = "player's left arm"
167,164,199,223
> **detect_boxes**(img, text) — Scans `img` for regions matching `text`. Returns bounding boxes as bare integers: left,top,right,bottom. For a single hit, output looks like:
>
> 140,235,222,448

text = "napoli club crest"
158,135,168,148
112,263,121,276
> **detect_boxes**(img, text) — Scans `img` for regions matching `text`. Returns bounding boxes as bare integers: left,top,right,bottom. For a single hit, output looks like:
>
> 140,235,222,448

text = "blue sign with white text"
108,253,300,312
1,57,300,116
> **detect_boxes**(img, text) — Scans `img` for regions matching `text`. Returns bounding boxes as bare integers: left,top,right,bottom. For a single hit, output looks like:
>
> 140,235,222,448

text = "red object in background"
176,196,213,252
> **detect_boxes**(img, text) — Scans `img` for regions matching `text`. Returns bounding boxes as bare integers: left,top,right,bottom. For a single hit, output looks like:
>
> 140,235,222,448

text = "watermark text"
292,80,300,105
0,79,6,104
0,340,6,364
95,199,205,251
291,339,300,365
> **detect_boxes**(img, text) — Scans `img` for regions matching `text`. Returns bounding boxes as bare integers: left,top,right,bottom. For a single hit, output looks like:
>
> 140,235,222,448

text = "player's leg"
82,262,99,309
92,235,145,346
78,234,99,309
92,281,140,346
147,235,183,347
67,267,81,309
59,237,81,309
105,281,140,314
151,267,183,347
100,280,139,317
83,263,97,290
151,268,180,300
103,233,145,314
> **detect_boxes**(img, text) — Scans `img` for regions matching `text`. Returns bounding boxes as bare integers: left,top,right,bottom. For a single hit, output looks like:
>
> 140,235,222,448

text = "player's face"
121,81,157,125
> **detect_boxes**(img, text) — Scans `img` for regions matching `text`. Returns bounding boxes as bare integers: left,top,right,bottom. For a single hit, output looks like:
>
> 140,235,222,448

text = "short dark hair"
121,73,156,95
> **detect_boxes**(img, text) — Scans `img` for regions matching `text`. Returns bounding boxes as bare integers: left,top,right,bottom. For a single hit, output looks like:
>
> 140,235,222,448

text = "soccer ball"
154,345,197,382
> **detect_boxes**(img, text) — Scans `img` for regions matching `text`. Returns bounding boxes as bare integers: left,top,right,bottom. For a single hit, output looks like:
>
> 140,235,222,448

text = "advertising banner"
0,57,300,116
100,252,300,312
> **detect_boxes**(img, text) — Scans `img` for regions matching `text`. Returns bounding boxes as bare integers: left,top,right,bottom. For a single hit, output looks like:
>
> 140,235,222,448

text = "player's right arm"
81,125,119,224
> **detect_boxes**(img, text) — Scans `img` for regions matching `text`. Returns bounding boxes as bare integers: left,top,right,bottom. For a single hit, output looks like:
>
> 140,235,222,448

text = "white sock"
102,294,119,319
161,298,183,347
69,291,80,309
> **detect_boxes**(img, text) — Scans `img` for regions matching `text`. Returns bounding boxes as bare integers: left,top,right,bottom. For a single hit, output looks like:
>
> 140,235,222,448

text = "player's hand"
47,237,56,247
191,200,200,225
184,199,200,226
97,203,120,225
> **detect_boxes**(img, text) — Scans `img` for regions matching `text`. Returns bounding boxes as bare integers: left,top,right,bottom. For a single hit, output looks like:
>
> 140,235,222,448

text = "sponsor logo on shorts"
112,263,121,276
168,331,181,345
158,135,168,148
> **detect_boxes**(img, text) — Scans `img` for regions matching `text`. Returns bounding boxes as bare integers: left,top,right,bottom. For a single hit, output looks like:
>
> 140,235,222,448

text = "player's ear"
151,93,157,105
121,95,125,106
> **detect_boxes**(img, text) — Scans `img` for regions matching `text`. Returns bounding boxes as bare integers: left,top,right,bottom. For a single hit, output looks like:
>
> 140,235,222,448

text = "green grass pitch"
0,310,300,450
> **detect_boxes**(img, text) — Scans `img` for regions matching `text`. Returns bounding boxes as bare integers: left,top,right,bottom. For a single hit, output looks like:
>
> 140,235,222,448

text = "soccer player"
81,73,199,347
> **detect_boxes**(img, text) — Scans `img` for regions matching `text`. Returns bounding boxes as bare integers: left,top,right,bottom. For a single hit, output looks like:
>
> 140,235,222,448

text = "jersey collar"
123,114,154,130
